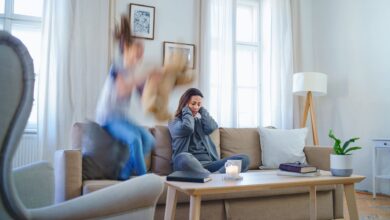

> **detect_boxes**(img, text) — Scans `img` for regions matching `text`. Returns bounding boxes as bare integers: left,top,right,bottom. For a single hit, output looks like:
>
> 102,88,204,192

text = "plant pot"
330,154,353,177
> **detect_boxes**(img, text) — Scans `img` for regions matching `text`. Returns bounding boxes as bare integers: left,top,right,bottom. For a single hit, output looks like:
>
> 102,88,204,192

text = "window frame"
1,0,43,132
233,0,261,128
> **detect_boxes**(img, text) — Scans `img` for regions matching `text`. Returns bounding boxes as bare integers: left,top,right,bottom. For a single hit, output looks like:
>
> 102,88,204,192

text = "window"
0,0,43,132
0,0,4,29
235,0,259,127
14,0,43,17
207,0,259,128
0,0,4,14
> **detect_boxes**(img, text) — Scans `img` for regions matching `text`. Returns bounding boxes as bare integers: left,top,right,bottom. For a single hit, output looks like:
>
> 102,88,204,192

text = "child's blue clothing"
103,117,154,179
96,66,133,125
96,65,154,179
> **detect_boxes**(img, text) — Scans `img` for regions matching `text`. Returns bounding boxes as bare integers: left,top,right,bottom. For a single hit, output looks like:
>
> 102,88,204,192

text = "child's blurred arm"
115,73,135,98
116,67,163,98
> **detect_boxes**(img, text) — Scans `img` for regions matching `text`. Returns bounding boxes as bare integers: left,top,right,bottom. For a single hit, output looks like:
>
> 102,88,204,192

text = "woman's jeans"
173,152,250,174
103,118,155,179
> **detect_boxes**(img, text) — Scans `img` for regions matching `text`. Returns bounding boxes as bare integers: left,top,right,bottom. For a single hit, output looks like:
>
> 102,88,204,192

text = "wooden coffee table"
164,170,365,220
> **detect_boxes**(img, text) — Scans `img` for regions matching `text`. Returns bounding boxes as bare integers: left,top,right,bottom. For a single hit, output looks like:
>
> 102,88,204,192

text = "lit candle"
226,165,239,177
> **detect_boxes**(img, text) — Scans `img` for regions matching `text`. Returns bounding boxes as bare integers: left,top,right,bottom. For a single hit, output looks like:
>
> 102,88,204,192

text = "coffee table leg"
344,183,359,220
164,186,178,220
189,195,201,220
309,186,317,220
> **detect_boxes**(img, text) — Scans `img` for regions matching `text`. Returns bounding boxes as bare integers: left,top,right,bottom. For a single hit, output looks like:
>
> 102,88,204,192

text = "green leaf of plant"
328,129,339,141
336,148,343,155
342,137,360,151
333,139,342,154
344,146,362,154
328,129,340,143
329,129,343,154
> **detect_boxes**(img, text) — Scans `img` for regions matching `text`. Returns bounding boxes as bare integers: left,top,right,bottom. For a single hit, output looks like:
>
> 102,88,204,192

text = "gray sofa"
55,123,343,220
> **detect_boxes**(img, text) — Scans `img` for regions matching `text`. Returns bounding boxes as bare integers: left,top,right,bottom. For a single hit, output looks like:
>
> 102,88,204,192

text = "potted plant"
328,129,362,176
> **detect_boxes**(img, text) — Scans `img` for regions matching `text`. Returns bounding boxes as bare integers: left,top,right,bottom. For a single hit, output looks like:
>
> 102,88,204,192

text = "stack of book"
277,162,319,177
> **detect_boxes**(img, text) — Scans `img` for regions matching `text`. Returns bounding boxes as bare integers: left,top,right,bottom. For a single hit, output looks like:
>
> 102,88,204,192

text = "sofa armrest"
304,146,333,171
54,149,82,203
29,174,164,220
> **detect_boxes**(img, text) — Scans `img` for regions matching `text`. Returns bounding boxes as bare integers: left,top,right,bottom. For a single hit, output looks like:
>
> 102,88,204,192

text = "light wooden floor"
343,192,390,220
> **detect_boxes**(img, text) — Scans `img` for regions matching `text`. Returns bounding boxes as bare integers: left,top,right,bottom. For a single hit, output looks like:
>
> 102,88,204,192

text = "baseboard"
356,190,390,197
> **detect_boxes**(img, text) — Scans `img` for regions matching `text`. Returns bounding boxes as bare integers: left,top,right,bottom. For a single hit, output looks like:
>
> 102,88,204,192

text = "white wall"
107,0,390,194
293,0,390,195
114,0,200,126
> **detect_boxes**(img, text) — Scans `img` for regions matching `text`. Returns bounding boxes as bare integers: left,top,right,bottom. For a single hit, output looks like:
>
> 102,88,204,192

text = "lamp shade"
293,72,327,96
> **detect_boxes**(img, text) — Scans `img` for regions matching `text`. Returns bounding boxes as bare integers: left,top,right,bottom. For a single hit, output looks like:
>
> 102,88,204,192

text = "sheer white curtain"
39,0,110,162
200,0,234,127
200,0,293,128
260,0,294,129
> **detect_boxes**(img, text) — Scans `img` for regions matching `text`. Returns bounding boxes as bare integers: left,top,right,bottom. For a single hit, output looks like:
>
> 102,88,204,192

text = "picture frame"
129,4,155,40
163,41,195,69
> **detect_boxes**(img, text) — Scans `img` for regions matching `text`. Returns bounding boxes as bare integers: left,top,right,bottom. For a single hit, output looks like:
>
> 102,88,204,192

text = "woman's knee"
241,154,251,171
237,154,250,171
174,153,196,168
174,152,194,163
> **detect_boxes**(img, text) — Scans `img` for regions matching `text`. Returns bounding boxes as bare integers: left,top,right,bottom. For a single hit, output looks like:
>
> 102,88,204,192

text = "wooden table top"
164,170,365,196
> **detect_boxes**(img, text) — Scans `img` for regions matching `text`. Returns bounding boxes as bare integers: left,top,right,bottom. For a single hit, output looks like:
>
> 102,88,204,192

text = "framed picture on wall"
129,3,155,40
163,41,195,69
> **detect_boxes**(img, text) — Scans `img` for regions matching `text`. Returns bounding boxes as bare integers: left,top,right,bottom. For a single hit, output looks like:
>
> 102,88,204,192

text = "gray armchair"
0,30,164,220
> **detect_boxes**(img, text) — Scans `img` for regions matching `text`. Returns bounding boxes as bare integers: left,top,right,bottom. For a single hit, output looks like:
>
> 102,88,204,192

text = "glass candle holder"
224,161,241,180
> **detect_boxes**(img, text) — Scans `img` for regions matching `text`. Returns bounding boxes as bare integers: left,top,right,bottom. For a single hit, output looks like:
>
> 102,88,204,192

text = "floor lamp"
293,72,327,145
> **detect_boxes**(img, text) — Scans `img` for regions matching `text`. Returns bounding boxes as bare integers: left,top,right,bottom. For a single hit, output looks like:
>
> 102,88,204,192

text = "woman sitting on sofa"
168,88,250,174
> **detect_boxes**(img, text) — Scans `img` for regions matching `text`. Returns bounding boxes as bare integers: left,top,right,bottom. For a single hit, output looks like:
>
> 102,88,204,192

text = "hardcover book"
279,162,317,173
166,171,212,183
277,170,320,177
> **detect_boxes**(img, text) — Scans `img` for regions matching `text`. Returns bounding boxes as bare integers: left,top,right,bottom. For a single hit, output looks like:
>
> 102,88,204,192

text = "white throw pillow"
258,127,308,169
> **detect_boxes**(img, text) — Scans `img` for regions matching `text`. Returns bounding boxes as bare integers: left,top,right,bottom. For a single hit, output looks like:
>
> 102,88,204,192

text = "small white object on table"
226,165,239,177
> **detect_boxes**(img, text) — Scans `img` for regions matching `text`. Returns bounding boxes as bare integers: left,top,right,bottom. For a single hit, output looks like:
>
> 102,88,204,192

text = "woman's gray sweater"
168,106,219,162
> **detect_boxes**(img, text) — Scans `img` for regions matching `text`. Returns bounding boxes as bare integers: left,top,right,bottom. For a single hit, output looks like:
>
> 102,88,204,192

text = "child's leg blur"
127,135,147,176
139,127,155,155
103,119,153,178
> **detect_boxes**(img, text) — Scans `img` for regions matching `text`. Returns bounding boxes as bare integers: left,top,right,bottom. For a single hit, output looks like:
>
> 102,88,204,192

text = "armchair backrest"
0,30,35,219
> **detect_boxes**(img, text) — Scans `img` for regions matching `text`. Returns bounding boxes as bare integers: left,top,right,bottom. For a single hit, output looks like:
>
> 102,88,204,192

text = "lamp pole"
301,91,319,145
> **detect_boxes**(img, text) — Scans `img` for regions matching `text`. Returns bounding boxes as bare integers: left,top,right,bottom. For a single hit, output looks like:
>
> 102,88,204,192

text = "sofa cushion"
219,128,261,169
259,127,307,169
151,126,173,175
